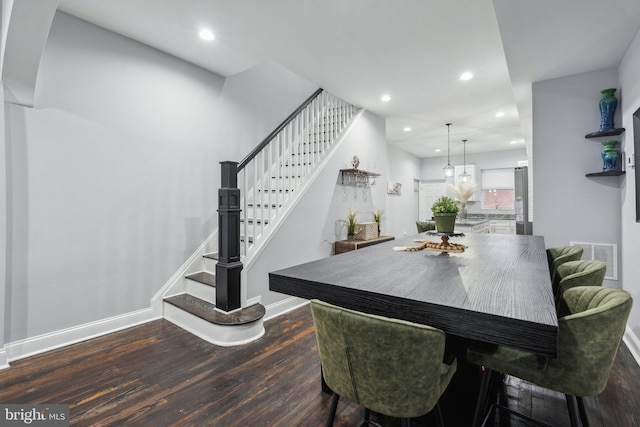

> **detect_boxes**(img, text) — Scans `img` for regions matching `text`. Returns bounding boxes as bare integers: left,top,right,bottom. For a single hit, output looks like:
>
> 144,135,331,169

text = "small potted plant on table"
431,196,459,233
346,208,358,240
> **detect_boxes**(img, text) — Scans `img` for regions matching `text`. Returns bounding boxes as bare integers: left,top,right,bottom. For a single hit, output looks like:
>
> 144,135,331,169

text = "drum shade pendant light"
443,123,455,178
459,139,472,183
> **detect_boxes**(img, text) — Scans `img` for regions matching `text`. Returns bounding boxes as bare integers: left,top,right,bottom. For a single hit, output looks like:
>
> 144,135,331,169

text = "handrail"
237,88,324,171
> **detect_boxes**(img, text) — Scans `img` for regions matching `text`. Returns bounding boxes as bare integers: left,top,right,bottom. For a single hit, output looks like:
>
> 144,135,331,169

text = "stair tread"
203,252,218,260
164,294,265,326
185,271,216,287
240,218,270,224
247,203,283,208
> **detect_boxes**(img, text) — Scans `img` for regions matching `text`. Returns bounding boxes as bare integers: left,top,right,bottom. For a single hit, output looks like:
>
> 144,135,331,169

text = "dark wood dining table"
269,232,558,358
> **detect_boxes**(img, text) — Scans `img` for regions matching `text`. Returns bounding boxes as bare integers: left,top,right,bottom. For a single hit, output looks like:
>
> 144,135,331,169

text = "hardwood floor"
0,305,639,426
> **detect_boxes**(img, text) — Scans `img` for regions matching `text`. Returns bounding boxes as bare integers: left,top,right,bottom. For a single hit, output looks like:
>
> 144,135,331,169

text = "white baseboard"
623,326,640,368
0,348,8,371
5,308,160,363
263,296,309,322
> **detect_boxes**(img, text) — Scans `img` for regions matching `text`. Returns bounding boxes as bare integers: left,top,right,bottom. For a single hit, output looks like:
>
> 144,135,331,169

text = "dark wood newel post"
216,161,242,312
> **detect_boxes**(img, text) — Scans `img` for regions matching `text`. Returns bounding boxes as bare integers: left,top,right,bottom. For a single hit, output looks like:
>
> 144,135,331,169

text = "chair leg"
576,396,590,427
434,402,445,427
326,392,339,427
401,418,411,427
472,367,493,427
358,408,370,427
565,394,581,427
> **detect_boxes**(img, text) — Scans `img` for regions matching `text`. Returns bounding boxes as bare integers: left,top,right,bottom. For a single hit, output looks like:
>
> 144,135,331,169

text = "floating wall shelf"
584,128,626,178
585,128,625,138
339,168,380,186
585,171,625,177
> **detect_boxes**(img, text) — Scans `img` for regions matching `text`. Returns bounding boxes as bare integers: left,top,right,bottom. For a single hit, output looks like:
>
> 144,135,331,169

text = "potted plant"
372,209,384,235
431,196,459,233
346,208,358,240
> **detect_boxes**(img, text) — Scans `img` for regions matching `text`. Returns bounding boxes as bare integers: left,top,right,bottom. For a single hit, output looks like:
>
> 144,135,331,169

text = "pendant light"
443,123,455,178
458,139,472,183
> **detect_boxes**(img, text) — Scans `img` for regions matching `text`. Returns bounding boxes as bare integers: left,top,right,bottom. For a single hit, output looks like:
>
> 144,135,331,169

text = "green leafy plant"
431,196,459,214
346,208,358,235
372,209,384,231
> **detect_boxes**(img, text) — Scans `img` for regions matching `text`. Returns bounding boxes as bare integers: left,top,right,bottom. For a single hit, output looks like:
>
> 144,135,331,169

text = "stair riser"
186,279,216,303
251,193,290,205
163,303,265,347
203,256,218,272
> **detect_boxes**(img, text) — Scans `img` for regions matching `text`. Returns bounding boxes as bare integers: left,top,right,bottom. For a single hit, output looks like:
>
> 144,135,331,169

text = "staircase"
160,89,359,346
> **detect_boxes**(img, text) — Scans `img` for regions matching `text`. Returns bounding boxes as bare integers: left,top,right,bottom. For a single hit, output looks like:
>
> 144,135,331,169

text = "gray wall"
3,12,317,342
619,28,640,346
386,144,421,237
532,67,621,288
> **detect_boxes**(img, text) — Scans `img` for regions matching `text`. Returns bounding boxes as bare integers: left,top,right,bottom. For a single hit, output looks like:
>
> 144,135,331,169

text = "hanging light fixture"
443,123,455,178
459,139,472,183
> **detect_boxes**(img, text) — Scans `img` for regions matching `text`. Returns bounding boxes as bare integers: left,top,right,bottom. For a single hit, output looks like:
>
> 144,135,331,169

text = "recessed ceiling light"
495,111,505,118
381,94,391,102
403,127,411,132
510,140,523,144
459,72,474,81
435,149,441,153
199,28,215,41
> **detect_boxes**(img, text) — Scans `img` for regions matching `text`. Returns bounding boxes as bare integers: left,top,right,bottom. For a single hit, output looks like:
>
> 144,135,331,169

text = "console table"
334,235,394,255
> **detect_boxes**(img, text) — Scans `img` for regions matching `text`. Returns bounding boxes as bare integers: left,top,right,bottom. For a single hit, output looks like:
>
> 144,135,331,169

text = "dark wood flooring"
0,305,639,426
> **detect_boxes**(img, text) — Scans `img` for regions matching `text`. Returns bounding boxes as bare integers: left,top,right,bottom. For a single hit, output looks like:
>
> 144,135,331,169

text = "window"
481,168,514,210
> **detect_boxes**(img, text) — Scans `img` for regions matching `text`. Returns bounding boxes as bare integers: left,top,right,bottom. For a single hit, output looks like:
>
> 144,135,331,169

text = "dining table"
269,232,558,357
269,232,557,424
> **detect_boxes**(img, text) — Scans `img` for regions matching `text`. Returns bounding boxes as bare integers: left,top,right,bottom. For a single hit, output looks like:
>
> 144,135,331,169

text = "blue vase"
601,141,619,172
599,88,618,132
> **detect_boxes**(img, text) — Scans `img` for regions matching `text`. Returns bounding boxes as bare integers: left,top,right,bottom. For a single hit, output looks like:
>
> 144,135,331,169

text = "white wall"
386,144,421,237
247,110,388,307
532,67,621,289
3,12,318,343
619,28,640,348
419,148,527,215
213,61,318,162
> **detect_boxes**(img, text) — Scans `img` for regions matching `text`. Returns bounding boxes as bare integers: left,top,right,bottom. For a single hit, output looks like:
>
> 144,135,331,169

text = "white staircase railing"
238,90,356,256
215,89,357,312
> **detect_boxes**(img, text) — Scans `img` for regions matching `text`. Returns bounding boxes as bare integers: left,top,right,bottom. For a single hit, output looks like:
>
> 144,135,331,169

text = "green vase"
601,140,619,172
433,213,457,233
599,88,618,132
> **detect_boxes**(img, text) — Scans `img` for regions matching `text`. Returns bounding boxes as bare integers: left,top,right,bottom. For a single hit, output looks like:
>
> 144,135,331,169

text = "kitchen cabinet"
490,220,515,234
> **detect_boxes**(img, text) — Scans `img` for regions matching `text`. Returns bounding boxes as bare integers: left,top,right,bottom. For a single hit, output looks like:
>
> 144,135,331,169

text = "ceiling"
57,0,640,158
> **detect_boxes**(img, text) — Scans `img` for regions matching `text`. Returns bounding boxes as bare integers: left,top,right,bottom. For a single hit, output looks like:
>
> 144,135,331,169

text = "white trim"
242,108,364,273
263,296,309,322
623,326,640,368
0,348,9,371
163,303,264,347
5,308,159,363
151,229,218,313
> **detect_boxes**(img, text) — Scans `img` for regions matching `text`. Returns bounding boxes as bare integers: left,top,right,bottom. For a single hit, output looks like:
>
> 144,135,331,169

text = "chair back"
551,286,632,396
554,260,606,305
416,220,436,233
546,246,583,285
310,299,453,418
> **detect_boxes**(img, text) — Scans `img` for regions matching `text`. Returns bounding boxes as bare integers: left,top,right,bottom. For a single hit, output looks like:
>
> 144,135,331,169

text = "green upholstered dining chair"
467,286,632,427
416,220,436,233
310,299,457,427
546,245,584,285
553,260,606,306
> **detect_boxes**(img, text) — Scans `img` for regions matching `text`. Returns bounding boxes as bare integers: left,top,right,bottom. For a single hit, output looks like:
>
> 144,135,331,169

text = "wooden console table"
333,235,394,255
